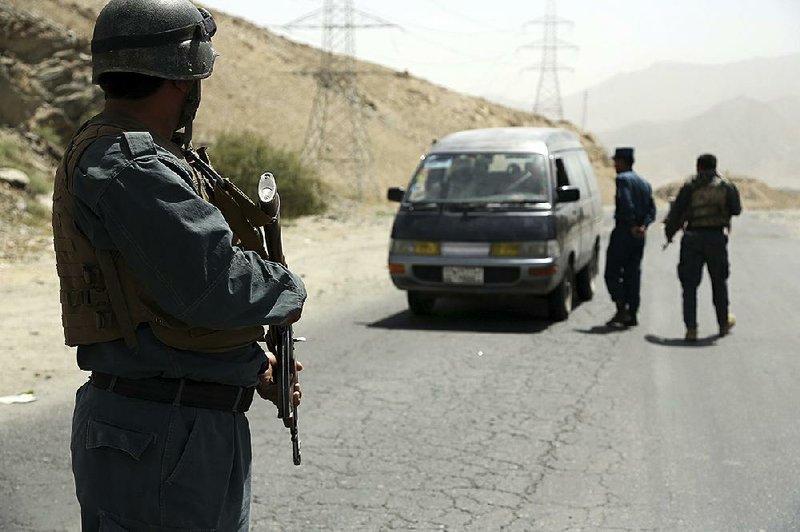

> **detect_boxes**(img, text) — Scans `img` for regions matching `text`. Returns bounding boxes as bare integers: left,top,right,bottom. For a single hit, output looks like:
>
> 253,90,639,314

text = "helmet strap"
176,80,201,151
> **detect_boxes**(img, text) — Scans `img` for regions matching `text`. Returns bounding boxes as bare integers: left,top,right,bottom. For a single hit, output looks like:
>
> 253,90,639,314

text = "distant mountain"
563,54,800,133
597,95,800,189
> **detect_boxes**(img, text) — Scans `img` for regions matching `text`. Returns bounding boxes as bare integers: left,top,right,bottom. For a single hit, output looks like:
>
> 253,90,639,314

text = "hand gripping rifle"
185,149,302,466
257,172,302,466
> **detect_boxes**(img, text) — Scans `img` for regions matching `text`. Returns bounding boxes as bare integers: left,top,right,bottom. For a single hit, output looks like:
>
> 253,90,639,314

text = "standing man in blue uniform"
664,153,741,341
604,147,656,327
52,1,306,530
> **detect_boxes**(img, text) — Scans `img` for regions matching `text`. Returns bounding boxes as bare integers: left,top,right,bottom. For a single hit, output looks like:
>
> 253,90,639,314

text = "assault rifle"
185,149,302,466
258,172,302,466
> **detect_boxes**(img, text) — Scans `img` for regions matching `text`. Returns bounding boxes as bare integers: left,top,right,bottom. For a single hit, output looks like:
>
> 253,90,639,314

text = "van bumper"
387,254,563,295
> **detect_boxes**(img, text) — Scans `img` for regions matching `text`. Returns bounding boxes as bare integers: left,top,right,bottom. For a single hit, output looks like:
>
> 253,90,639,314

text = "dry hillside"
0,0,615,202
656,175,800,211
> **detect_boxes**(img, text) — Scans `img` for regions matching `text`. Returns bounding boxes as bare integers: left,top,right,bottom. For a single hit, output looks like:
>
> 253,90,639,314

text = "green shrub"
0,134,52,222
0,135,32,173
210,132,326,218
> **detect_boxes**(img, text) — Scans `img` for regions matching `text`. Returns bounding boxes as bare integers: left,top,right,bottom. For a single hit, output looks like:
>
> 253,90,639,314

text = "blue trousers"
678,230,730,328
604,227,645,315
71,383,252,531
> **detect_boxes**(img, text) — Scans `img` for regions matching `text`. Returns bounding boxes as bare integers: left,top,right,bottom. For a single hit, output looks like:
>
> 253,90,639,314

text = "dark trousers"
604,227,645,315
71,383,252,531
678,229,730,328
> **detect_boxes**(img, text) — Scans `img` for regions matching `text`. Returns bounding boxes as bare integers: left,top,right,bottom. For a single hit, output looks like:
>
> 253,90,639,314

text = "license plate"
442,266,484,284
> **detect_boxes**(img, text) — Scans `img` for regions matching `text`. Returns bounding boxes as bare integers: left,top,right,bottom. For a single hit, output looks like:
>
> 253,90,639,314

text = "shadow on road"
575,324,629,335
365,297,551,334
644,333,718,348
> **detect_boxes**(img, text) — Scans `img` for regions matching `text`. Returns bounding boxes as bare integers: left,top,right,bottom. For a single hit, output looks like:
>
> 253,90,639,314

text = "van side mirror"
556,186,580,203
387,187,405,202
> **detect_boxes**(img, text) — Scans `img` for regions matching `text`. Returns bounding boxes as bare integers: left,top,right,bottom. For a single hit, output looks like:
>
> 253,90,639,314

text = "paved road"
2,211,800,531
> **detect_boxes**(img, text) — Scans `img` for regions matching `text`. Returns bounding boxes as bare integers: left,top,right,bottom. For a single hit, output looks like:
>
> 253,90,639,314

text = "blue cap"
612,147,634,163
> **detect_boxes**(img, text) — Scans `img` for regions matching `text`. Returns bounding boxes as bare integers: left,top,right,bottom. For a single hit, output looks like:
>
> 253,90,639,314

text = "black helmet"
91,0,218,83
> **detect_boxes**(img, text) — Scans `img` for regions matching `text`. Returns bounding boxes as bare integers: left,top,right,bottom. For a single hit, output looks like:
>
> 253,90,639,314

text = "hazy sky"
200,0,800,108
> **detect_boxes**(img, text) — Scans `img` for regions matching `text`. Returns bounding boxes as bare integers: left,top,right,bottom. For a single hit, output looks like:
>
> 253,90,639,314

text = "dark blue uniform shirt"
614,170,656,228
71,124,306,387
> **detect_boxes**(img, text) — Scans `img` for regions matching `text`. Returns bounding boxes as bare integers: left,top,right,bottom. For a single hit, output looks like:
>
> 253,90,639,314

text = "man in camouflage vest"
664,153,742,341
52,0,306,529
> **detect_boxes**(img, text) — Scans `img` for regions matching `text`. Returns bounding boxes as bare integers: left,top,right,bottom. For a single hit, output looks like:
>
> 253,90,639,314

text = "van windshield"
406,153,551,204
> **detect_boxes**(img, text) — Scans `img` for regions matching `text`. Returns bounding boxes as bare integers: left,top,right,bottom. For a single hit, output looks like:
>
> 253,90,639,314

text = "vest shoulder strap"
121,131,158,159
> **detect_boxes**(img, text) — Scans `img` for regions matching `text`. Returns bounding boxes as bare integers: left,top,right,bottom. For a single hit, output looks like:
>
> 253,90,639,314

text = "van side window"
576,151,600,196
563,151,591,198
555,159,570,188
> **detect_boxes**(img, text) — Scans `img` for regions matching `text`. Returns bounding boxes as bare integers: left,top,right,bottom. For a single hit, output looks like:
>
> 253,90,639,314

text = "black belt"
686,226,725,232
90,372,255,413
686,225,726,232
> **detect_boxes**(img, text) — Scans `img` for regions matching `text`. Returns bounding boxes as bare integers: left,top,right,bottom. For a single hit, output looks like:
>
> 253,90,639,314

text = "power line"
519,0,577,120
283,1,397,200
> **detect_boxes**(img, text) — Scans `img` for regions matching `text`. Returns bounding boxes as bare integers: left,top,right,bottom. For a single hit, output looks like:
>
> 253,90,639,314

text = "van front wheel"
548,264,574,321
407,291,436,315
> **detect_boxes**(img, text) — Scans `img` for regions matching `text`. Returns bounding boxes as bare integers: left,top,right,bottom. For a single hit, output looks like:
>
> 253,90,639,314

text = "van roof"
429,127,583,154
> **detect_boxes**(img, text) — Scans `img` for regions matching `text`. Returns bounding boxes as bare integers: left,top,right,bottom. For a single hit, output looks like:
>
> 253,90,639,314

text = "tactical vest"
52,116,273,353
686,175,731,229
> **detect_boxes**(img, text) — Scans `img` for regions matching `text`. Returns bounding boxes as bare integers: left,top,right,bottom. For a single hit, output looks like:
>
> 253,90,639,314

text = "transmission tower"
520,0,576,120
283,1,395,200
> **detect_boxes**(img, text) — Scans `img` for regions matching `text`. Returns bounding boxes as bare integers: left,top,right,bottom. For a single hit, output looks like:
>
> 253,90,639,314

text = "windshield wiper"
442,201,487,212
488,200,548,207
406,200,442,211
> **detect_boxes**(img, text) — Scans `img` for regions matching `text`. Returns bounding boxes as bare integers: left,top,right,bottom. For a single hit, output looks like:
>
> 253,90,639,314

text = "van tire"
576,246,599,301
548,263,574,321
407,291,436,315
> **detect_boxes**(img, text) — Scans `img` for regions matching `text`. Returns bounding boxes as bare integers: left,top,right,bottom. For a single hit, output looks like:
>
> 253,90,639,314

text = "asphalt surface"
2,211,800,531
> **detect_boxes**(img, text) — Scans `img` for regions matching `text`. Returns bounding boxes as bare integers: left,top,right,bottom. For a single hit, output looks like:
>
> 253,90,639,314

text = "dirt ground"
0,203,396,397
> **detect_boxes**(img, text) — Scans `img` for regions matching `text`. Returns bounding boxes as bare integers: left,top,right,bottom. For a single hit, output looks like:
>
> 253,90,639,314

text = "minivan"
386,127,603,321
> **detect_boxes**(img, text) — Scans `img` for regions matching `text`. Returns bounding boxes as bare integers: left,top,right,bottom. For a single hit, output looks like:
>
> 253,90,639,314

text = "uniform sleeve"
73,154,306,330
664,184,692,241
727,182,742,216
643,182,656,226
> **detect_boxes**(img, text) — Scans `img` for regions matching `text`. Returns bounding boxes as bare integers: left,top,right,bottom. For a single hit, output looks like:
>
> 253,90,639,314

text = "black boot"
606,302,631,327
621,313,638,327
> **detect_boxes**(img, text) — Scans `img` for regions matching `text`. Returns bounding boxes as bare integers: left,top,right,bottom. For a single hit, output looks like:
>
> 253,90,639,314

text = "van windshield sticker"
408,168,429,201
423,159,452,170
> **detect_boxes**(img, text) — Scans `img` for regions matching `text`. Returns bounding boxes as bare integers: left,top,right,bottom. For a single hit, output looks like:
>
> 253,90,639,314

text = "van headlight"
490,240,560,258
390,239,441,255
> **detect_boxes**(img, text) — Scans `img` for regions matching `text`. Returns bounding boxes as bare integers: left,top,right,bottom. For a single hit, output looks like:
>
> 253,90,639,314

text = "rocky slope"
656,175,800,211
0,2,102,150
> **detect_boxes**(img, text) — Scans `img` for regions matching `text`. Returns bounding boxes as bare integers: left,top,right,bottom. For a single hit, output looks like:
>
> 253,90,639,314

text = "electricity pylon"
284,1,395,200
520,0,576,120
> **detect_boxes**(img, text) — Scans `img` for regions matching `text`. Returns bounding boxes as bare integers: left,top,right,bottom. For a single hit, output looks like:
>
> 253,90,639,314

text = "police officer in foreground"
52,0,306,529
664,153,741,341
604,147,656,328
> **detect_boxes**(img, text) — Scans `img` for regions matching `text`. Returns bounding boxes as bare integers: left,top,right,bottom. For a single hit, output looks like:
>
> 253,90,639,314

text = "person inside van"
504,160,547,196
447,157,476,200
